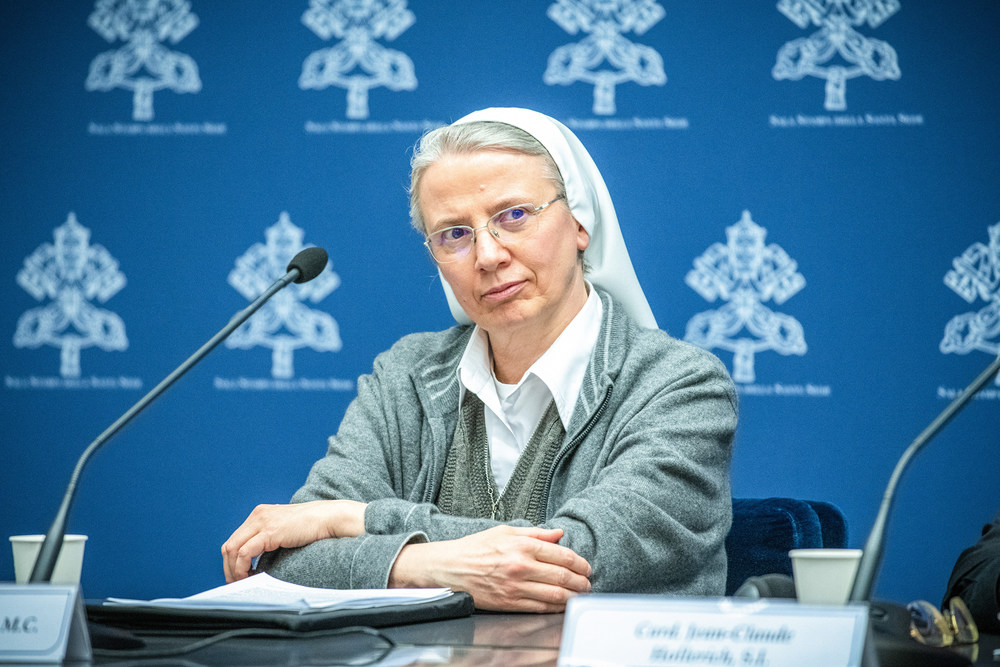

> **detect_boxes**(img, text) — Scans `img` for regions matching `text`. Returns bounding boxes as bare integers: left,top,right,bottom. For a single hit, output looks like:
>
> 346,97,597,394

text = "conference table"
86,607,1000,666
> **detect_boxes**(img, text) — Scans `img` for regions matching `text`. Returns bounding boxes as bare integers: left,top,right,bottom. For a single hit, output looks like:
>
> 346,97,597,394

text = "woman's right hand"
221,499,367,583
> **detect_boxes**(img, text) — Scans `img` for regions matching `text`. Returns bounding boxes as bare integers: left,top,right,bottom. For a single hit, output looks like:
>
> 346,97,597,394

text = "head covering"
432,107,657,329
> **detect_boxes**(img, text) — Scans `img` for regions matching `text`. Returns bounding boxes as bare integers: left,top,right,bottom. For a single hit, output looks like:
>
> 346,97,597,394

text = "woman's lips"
483,280,525,301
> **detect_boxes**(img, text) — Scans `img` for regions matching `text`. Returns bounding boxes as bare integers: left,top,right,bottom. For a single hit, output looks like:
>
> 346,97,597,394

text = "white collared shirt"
456,285,603,491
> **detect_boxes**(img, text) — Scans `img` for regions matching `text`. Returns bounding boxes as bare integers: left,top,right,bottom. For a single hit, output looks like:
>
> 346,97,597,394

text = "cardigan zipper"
541,383,613,512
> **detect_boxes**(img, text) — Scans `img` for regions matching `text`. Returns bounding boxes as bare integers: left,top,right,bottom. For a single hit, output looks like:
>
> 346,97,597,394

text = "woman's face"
419,149,590,340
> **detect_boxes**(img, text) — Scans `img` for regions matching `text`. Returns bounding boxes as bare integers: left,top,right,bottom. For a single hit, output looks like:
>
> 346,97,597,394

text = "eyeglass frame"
907,596,980,647
423,194,566,263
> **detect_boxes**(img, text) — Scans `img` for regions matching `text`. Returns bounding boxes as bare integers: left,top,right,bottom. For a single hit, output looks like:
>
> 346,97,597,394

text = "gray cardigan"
260,290,737,595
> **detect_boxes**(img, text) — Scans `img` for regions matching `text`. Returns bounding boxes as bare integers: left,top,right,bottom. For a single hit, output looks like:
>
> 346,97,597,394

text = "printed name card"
558,595,868,667
0,584,92,664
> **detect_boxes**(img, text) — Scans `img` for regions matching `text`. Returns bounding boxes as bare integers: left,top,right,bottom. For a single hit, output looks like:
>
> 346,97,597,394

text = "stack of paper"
104,572,453,613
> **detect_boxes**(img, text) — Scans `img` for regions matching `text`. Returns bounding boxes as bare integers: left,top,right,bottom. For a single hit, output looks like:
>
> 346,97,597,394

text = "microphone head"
733,574,797,599
287,247,328,283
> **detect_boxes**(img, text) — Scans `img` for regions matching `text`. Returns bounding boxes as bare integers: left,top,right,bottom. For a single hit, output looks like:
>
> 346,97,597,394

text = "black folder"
87,591,475,636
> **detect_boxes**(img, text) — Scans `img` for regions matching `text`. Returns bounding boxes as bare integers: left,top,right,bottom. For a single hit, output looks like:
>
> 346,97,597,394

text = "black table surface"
87,609,1000,666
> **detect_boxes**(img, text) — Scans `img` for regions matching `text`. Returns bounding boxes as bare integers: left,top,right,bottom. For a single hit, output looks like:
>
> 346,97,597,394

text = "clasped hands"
222,500,591,612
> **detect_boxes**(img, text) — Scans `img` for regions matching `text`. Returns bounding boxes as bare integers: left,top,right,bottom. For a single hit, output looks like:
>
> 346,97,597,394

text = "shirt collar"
457,325,495,408
528,285,602,426
457,284,603,428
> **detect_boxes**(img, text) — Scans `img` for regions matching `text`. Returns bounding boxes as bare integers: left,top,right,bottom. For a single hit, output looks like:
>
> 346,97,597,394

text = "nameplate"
0,584,92,664
559,595,868,667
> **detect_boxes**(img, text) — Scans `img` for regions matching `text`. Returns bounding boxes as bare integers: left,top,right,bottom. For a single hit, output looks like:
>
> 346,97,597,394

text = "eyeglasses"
907,596,979,647
424,195,565,263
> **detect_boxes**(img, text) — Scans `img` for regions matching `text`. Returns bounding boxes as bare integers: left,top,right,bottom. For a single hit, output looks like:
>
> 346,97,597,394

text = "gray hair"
408,121,566,234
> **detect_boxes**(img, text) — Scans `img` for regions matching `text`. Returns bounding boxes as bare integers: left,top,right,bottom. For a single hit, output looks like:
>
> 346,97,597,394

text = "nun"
223,108,737,612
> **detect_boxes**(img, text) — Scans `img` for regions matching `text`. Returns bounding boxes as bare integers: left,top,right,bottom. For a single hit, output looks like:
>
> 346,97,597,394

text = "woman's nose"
473,225,509,269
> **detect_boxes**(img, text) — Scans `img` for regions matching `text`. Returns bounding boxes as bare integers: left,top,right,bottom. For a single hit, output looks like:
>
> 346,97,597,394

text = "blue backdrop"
2,1,998,606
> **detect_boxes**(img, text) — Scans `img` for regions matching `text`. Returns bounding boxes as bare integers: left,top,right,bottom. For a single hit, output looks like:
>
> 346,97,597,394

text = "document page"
105,572,452,612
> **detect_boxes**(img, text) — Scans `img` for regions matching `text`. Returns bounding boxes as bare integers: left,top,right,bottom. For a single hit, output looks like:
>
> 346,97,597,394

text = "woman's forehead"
421,151,549,197
439,148,546,172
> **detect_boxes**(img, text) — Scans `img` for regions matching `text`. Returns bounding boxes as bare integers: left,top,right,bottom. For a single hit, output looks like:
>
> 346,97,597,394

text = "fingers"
222,506,274,583
489,526,591,576
482,525,593,585
513,549,591,598
495,526,591,578
473,564,588,613
502,532,592,610
528,535,592,578
222,530,266,583
512,579,586,613
506,526,564,542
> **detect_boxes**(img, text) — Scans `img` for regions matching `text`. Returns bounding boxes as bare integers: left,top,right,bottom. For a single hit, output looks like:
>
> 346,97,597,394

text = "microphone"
287,246,328,283
734,573,796,599
849,351,1000,602
28,247,329,582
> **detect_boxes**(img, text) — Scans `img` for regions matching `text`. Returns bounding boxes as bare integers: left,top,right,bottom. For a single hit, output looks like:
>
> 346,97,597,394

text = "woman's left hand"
221,499,367,583
386,525,591,612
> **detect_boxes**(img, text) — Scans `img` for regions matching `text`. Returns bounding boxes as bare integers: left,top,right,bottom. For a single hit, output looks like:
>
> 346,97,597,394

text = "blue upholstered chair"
725,497,848,595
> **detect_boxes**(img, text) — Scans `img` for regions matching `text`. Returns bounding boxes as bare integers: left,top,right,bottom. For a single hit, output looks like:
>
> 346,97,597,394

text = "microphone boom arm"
29,261,310,582
849,351,1000,602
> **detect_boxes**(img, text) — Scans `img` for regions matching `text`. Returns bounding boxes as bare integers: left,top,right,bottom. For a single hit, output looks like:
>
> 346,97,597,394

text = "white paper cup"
9,534,88,585
789,548,862,605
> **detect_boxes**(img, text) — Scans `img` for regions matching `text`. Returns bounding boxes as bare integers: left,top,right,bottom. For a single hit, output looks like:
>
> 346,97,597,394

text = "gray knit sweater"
260,290,737,595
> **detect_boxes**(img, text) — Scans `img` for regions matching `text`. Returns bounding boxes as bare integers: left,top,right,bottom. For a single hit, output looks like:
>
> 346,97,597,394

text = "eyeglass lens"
426,201,549,262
